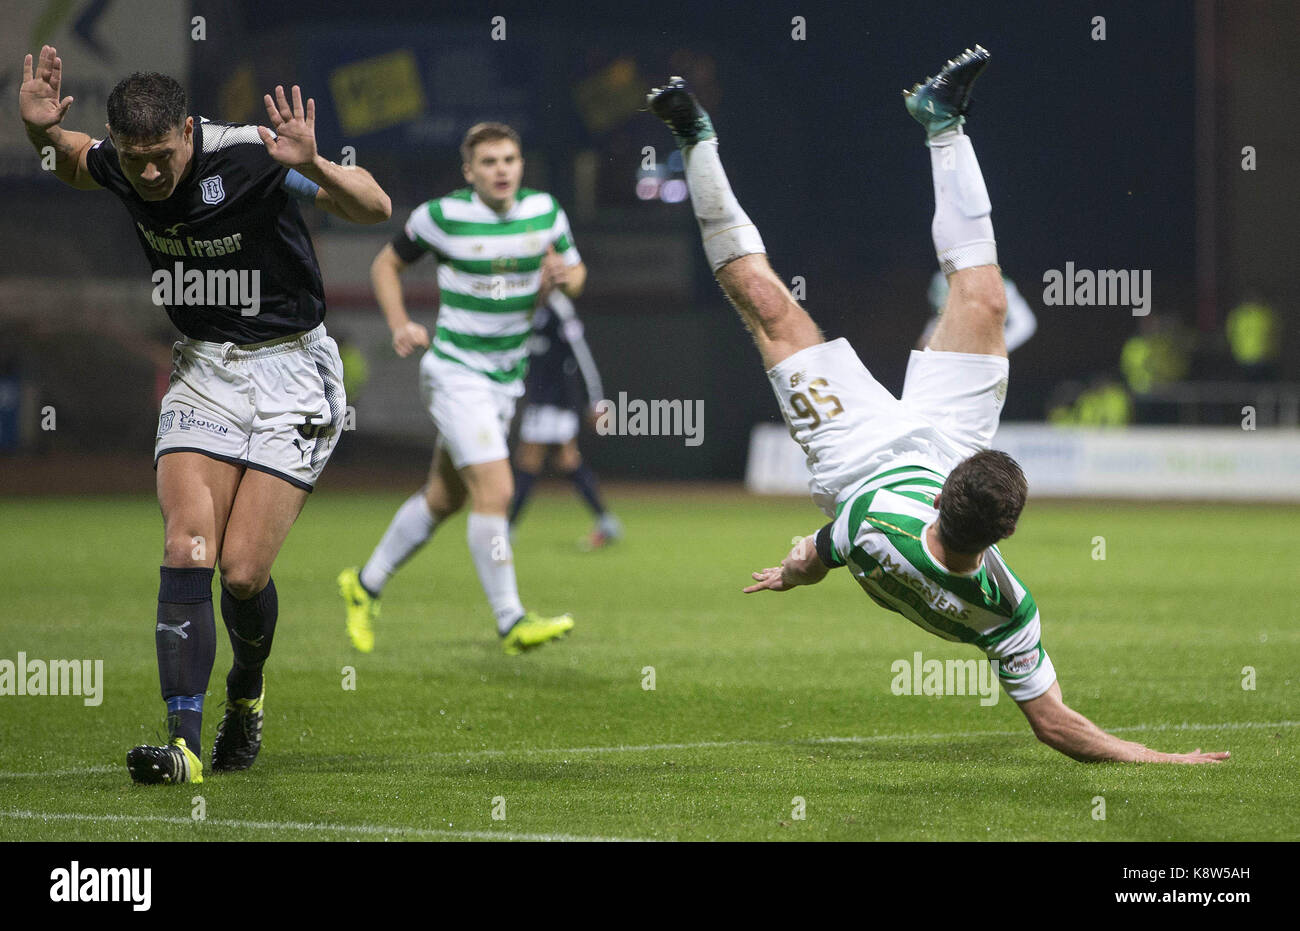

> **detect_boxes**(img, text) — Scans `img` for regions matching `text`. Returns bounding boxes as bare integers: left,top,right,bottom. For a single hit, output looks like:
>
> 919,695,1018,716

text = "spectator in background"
1226,298,1281,382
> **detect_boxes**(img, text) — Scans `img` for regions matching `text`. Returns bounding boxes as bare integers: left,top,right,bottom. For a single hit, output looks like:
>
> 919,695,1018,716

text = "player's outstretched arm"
19,46,99,190
743,533,830,593
258,84,391,224
370,243,429,358
1016,682,1230,764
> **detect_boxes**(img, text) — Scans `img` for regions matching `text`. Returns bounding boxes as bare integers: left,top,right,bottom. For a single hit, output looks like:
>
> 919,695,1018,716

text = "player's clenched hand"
744,566,794,593
20,46,74,131
538,245,569,295
258,85,318,168
391,321,430,358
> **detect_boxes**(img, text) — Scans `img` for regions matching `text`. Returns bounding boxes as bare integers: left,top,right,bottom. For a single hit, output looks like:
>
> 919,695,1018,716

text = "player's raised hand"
258,84,318,168
391,320,430,358
20,45,74,131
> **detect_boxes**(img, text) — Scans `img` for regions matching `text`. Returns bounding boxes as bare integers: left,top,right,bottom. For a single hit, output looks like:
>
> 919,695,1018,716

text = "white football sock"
682,139,767,271
927,131,998,274
359,492,437,595
467,512,525,635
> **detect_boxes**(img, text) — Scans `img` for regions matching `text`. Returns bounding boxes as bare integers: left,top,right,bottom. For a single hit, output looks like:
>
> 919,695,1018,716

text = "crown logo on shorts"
790,371,805,388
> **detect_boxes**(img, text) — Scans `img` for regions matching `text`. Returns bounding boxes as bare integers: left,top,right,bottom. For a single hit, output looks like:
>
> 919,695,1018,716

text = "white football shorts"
155,324,346,491
519,404,580,446
419,351,519,468
765,338,1009,516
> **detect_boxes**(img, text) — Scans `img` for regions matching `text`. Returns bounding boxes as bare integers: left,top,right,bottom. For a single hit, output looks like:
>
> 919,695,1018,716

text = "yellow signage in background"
329,50,426,136
219,65,259,124
574,58,646,133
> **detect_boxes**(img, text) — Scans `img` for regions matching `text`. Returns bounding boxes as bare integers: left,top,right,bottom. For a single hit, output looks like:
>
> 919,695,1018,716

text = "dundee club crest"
200,175,225,205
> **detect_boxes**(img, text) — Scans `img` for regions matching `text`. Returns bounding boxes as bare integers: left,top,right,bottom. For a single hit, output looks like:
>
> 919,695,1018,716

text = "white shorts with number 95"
765,338,1009,517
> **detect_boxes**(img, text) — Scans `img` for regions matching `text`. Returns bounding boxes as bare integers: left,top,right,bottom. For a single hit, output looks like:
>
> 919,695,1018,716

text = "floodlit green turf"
1,489,1296,841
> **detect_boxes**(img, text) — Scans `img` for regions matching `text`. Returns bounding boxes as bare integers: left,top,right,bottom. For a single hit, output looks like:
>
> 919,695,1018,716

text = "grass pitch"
1,488,1296,841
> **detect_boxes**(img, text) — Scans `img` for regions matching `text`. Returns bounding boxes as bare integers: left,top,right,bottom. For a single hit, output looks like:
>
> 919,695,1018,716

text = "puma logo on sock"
156,621,191,640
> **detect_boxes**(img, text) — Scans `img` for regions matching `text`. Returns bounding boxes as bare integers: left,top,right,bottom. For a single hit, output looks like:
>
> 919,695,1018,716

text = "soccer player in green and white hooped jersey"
339,122,585,655
649,49,1229,764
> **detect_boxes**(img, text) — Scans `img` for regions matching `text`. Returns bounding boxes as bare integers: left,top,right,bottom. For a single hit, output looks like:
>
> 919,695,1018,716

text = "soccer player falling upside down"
648,47,1227,763
19,46,392,784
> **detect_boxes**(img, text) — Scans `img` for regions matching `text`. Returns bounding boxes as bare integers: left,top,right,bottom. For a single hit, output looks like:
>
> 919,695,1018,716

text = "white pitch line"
1112,720,1300,734
2,720,1293,780
0,764,120,779
426,718,1300,759
0,809,646,843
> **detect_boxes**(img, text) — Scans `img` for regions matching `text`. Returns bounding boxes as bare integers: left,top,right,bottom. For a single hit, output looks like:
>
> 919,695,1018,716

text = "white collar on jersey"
920,521,984,578
470,189,522,220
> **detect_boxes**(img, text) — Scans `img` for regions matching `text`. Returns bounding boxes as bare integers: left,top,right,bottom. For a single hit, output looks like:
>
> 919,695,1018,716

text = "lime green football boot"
126,737,203,785
337,567,378,653
904,45,991,139
211,685,265,773
501,611,576,656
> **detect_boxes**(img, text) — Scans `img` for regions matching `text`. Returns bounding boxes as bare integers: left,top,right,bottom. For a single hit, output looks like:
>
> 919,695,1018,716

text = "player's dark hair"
460,122,521,164
106,72,187,141
937,450,1027,554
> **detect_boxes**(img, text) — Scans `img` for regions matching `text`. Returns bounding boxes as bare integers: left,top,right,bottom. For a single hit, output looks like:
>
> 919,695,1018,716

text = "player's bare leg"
207,469,308,772
927,266,1007,357
423,445,468,518
158,452,242,572
514,441,547,475
716,256,824,369
647,79,821,370
508,441,546,527
554,440,579,473
219,471,308,599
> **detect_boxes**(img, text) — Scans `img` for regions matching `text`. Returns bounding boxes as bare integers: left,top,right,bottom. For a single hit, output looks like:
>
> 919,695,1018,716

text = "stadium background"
2,0,1296,491
2,0,1299,851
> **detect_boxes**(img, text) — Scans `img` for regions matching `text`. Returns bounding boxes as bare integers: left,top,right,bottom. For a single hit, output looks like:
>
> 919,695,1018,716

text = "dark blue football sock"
565,464,607,517
509,469,539,525
220,577,277,701
156,566,216,755
164,694,205,752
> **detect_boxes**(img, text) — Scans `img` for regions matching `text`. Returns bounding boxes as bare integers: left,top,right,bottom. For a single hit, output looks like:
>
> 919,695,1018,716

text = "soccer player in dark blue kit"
509,290,622,548
19,45,392,783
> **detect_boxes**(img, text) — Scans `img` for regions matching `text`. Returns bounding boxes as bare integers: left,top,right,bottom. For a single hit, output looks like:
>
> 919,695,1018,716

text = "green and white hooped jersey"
821,462,1050,695
404,187,581,384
